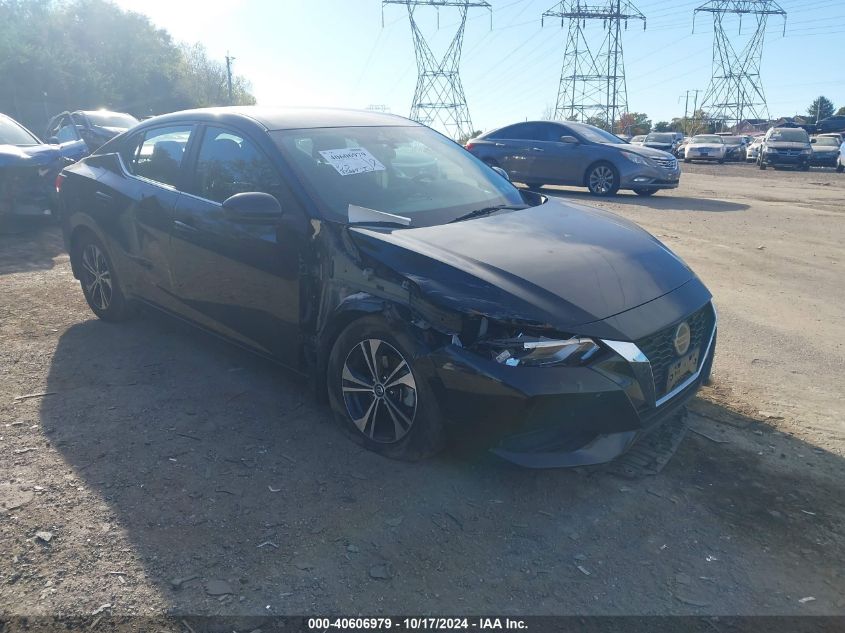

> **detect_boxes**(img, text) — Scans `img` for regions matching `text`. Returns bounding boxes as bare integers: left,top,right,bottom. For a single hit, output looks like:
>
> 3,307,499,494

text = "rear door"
168,125,303,361
92,124,194,310
485,123,536,180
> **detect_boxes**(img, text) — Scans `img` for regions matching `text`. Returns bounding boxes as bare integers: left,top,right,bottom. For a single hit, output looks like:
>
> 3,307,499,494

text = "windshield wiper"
449,204,524,224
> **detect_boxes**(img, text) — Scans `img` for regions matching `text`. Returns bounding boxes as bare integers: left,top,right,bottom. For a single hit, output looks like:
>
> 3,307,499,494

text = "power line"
382,0,492,140
542,1,647,134
695,0,788,130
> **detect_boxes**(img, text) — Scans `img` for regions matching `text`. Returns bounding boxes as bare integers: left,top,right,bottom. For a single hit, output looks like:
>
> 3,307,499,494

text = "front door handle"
173,219,198,233
494,142,506,147
95,190,113,202
532,147,545,152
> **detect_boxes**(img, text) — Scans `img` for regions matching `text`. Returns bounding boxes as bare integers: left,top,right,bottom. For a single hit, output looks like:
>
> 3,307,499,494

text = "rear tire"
585,162,619,196
837,160,844,173
327,315,444,461
633,188,658,197
73,232,134,322
758,158,767,170
524,182,544,190
684,158,691,163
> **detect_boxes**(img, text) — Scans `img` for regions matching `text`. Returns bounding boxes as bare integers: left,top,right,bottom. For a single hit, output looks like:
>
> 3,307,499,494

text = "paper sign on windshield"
319,147,386,176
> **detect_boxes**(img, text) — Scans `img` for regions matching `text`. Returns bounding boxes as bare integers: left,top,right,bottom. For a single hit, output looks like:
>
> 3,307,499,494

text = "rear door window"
123,125,193,187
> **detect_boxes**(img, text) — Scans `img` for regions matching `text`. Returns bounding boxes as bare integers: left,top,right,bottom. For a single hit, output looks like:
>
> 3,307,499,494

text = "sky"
113,0,844,134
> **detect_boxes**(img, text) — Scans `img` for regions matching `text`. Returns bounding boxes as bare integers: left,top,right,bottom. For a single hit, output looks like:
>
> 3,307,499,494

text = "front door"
528,123,584,185
168,125,302,362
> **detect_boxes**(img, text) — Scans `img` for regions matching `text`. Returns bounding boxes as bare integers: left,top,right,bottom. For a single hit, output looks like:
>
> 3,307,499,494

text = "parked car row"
56,106,716,467
0,110,137,229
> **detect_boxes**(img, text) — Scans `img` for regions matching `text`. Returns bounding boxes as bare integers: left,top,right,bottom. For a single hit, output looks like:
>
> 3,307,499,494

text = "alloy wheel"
80,243,113,311
341,338,417,444
589,165,615,194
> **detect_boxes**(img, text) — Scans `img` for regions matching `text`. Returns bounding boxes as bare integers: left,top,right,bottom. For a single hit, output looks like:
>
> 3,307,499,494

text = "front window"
272,126,524,224
690,135,724,144
572,124,627,145
85,111,139,129
768,129,809,142
124,125,192,187
0,116,40,146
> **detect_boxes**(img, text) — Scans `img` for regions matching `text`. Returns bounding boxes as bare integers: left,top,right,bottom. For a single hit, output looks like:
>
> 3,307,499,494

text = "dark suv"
758,127,812,171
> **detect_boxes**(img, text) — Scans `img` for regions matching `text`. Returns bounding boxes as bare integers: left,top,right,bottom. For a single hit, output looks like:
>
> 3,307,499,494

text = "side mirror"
222,192,283,222
491,165,510,181
559,135,579,144
48,136,60,145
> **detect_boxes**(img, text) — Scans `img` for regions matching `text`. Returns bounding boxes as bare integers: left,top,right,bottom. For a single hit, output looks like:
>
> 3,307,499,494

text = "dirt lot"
1,162,844,618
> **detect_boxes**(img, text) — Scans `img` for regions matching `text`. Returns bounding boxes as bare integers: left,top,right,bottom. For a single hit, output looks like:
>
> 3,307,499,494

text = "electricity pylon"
383,0,491,140
694,0,787,131
542,1,646,134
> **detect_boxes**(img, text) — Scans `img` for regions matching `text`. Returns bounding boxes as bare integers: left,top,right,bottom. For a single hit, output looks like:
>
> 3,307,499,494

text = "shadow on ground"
0,222,65,275
37,311,845,616
536,187,749,213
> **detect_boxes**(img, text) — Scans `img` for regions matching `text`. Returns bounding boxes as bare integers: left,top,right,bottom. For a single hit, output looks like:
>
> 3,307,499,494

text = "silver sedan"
684,135,727,164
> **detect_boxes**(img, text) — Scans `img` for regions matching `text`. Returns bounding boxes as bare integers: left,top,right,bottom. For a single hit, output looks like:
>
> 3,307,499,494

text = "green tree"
807,96,835,124
0,0,255,130
653,121,671,132
618,112,651,135
837,106,845,116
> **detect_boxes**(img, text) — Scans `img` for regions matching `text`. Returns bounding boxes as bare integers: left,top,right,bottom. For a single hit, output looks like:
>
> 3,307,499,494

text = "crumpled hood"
0,143,63,168
349,197,696,331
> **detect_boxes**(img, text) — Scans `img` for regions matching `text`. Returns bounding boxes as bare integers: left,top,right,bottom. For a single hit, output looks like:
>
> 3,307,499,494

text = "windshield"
722,136,742,143
84,111,138,128
573,124,627,145
631,136,645,143
0,116,40,145
814,137,839,147
768,129,809,143
691,135,723,144
272,126,524,224
645,133,674,143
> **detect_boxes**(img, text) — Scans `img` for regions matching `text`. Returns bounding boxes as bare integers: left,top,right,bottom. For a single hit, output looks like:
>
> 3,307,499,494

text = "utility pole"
225,52,235,104
382,0,492,141
542,1,646,133
679,89,703,135
694,1,786,132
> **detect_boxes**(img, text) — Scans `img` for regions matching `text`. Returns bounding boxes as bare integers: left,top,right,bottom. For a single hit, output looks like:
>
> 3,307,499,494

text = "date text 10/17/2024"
307,618,528,630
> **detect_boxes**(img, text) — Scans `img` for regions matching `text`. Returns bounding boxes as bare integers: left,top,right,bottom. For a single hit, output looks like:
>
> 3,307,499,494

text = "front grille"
636,303,716,401
652,157,678,169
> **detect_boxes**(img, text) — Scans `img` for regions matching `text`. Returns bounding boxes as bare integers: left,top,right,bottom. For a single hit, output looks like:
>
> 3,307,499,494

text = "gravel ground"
1,162,844,618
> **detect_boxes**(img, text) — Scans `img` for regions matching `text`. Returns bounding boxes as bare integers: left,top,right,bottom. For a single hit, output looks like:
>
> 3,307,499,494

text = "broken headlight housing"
479,335,601,368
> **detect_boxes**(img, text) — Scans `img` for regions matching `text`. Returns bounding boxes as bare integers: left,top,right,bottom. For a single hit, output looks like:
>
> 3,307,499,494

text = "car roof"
139,106,419,131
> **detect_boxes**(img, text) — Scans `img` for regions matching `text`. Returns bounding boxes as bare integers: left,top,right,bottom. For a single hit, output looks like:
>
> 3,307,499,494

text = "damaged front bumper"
0,166,57,221
421,302,717,469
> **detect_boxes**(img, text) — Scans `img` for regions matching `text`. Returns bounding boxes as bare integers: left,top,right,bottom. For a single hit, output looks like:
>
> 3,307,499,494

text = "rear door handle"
494,143,506,147
95,190,113,202
532,147,545,152
173,219,198,233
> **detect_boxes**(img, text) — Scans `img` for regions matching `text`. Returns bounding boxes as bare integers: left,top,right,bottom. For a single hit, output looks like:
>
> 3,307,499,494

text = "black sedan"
810,136,840,167
465,121,681,197
58,107,716,468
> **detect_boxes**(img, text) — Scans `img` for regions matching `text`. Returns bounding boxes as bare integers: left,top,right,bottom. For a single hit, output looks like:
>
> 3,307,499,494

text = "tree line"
0,0,255,133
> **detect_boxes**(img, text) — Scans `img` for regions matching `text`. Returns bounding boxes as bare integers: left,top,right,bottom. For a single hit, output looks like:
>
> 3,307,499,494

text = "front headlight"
621,151,651,166
481,336,601,367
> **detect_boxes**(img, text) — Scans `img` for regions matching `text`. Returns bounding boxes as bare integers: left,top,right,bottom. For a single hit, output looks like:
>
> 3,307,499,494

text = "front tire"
837,160,844,173
586,162,619,196
758,157,767,170
327,316,444,461
73,233,134,322
524,182,544,190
